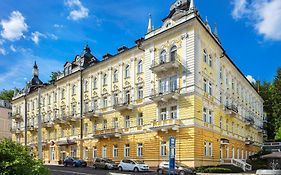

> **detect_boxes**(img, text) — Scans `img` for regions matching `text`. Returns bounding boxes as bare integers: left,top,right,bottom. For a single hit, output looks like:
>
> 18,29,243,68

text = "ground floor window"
70,146,77,158
50,147,55,161
137,143,143,157
113,145,118,158
102,146,107,158
93,146,97,158
160,141,167,157
204,141,213,157
124,144,130,157
83,147,88,160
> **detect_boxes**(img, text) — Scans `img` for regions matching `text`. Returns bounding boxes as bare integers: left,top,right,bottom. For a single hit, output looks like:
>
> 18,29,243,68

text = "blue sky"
0,0,280,90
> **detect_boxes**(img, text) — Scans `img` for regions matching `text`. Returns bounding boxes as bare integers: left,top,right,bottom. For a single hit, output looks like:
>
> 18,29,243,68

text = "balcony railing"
150,58,180,74
93,128,122,139
225,104,238,115
113,99,134,112
84,108,101,119
150,89,180,103
53,115,67,124
11,113,23,121
245,117,254,126
149,119,181,131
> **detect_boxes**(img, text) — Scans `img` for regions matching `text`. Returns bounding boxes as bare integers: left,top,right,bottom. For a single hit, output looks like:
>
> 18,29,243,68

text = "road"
47,165,157,175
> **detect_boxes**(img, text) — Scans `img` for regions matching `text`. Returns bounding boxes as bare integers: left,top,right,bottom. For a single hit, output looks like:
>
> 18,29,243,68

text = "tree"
272,68,281,129
0,89,18,102
0,139,49,175
275,127,281,141
49,71,61,83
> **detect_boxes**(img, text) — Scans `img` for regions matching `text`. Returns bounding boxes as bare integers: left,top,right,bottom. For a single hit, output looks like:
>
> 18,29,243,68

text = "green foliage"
272,68,281,129
49,71,61,83
0,139,49,175
275,127,281,141
196,165,243,173
0,89,17,102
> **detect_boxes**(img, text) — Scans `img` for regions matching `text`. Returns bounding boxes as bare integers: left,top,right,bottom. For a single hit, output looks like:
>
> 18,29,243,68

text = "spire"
213,23,219,38
32,61,39,77
147,14,153,33
189,0,195,11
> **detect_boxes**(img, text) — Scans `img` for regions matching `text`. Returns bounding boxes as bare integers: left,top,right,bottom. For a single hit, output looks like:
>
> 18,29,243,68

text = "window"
204,141,213,157
209,55,212,67
61,89,65,99
203,79,207,93
209,110,213,124
137,60,143,73
170,76,177,92
209,82,213,96
160,80,166,93
103,120,107,130
219,92,222,104
204,142,208,156
160,50,167,63
203,107,207,122
50,147,55,161
209,142,213,157
93,146,98,158
160,141,167,156
113,70,118,82
137,87,143,99
137,143,143,157
170,46,177,62
71,146,77,158
113,118,118,128
54,92,57,103
61,128,64,138
171,106,177,119
137,113,143,126
92,123,97,133
203,49,207,63
84,80,88,92
124,144,130,157
103,97,108,108
125,65,130,78
232,147,235,159
103,74,107,86
102,146,107,158
219,116,222,129
220,66,223,79
160,108,167,120
113,145,118,158
125,116,130,128
113,94,118,106
83,147,88,160
84,123,88,135
93,77,97,89
72,85,76,95
71,126,75,136
71,105,76,116
125,91,130,104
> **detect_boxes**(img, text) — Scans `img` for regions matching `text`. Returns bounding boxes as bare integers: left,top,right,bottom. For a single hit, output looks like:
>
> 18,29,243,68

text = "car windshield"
176,162,188,168
105,159,114,163
134,160,145,164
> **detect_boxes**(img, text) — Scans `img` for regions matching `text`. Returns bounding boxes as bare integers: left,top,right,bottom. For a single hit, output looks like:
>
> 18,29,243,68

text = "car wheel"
134,167,139,172
158,169,163,174
179,170,186,175
63,163,67,167
93,165,96,169
118,166,123,171
72,163,76,167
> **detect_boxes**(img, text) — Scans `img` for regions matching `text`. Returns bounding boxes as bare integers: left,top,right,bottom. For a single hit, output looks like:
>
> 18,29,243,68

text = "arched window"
103,74,107,86
113,70,118,82
170,46,177,62
137,60,143,73
125,65,130,78
160,50,167,63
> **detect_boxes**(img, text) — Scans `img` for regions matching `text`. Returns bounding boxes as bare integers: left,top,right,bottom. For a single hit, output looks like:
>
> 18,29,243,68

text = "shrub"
196,165,243,173
0,138,49,175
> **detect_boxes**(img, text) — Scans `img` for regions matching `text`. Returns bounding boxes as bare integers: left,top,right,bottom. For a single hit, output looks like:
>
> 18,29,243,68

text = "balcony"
245,137,254,145
224,104,238,116
220,138,230,145
84,109,102,119
11,113,23,121
57,137,77,146
93,128,122,139
150,89,180,103
150,59,180,74
149,119,181,132
53,115,67,124
27,125,38,132
43,121,54,128
66,114,80,122
113,101,134,112
245,117,254,126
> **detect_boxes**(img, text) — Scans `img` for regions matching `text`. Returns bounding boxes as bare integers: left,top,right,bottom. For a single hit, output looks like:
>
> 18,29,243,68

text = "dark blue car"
63,157,87,167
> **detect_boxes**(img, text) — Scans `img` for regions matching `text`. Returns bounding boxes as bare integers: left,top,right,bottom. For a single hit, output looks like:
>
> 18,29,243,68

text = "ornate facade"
11,0,265,168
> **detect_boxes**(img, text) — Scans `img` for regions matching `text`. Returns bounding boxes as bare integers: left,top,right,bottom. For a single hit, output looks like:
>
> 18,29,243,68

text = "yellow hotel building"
11,0,265,168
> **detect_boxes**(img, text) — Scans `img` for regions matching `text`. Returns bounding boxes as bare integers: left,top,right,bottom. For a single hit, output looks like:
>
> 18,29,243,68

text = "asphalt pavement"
47,165,157,175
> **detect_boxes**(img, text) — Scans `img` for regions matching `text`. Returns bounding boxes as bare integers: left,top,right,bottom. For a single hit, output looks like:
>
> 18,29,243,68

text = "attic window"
117,46,128,53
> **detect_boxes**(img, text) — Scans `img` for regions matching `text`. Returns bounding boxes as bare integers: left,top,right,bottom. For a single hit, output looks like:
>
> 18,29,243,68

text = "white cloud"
31,31,45,45
231,0,281,41
10,45,16,52
246,75,256,84
0,47,6,55
0,11,28,41
54,24,63,28
65,0,89,21
232,0,249,19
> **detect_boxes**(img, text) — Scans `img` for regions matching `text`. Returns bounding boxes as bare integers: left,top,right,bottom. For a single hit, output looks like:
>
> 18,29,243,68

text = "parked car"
63,157,87,167
157,161,196,175
118,159,149,172
92,157,118,170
